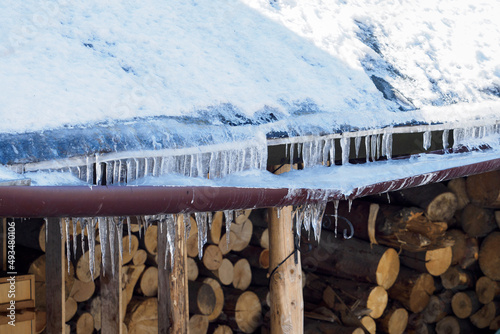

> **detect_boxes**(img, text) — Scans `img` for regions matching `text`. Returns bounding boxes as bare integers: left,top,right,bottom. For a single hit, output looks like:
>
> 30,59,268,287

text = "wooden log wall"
6,169,500,333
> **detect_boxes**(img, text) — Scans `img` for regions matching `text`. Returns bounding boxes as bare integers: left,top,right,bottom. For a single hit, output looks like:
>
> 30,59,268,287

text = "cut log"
451,290,481,319
223,290,262,333
490,315,500,331
189,281,216,315
136,266,158,297
447,178,470,210
323,277,388,319
476,276,500,304
377,305,408,334
187,256,199,281
446,229,478,269
406,313,434,334
212,324,233,334
209,211,223,245
235,245,270,269
301,230,400,290
199,257,233,286
400,247,452,276
342,316,376,334
470,301,499,329
327,201,452,252
14,218,46,251
124,297,158,334
251,226,269,250
141,225,157,255
35,310,47,334
122,264,146,305
218,231,237,255
122,234,139,265
435,316,473,334
70,278,96,303
235,209,252,225
479,231,500,281
460,204,497,237
202,244,223,271
132,248,147,266
466,170,500,208
232,258,252,291
75,244,102,282
388,268,435,313
189,314,209,334
392,183,458,222
202,277,224,322
89,296,101,331
230,218,253,252
65,296,78,322
421,290,453,323
440,266,475,290
304,320,364,334
75,312,94,334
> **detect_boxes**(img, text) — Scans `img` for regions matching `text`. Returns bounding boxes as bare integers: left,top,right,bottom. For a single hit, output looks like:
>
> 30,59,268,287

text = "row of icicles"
48,201,344,279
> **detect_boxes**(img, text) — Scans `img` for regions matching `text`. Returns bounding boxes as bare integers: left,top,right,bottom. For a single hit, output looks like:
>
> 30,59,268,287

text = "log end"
426,191,458,222
235,291,262,333
425,247,452,276
479,231,500,280
366,286,388,319
376,248,400,290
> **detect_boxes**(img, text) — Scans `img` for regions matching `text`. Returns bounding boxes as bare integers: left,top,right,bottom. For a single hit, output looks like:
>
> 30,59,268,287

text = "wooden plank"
100,219,123,334
268,206,303,334
45,218,65,334
158,215,188,333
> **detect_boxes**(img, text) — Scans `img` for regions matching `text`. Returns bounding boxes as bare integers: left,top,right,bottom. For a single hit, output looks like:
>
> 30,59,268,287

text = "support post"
158,215,188,333
46,218,65,334
268,206,303,334
101,219,123,333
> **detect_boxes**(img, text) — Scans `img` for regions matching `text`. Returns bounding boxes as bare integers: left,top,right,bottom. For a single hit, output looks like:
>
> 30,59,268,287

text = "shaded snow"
0,0,499,136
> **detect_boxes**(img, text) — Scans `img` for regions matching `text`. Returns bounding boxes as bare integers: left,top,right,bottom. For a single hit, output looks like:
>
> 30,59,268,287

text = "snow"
0,165,27,182
0,0,499,137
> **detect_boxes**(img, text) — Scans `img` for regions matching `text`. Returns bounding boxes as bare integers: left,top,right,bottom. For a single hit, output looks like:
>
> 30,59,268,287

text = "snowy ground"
1,0,499,135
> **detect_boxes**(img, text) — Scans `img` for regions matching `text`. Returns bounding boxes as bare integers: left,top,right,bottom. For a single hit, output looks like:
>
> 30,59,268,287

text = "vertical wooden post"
101,219,123,333
158,215,188,333
268,206,303,334
46,218,65,334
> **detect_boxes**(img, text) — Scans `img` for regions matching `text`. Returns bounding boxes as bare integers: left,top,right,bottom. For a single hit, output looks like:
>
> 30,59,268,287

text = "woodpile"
303,175,500,333
8,170,500,333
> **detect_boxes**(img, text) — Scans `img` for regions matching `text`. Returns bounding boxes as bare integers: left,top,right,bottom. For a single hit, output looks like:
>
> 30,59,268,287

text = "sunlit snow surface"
0,0,499,136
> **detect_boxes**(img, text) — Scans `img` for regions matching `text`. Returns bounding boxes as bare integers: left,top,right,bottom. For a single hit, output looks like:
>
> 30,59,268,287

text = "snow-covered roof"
1,1,499,171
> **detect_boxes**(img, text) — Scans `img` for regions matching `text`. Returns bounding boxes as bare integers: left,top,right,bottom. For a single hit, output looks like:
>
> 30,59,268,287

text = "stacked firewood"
301,171,500,334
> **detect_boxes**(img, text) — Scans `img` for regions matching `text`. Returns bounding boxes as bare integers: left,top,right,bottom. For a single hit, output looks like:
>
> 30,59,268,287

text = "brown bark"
440,266,475,291
466,170,500,208
388,268,435,313
460,204,497,237
478,231,500,281
400,247,452,276
446,229,478,269
301,230,400,290
391,183,458,222
421,290,453,323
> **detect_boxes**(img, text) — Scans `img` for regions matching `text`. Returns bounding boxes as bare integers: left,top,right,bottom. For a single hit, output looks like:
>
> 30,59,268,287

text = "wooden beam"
158,215,189,333
100,218,123,333
46,218,65,334
268,206,303,334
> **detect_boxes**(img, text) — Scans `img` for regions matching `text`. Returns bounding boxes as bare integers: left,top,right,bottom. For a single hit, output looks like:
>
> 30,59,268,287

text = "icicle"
365,135,371,162
442,130,449,150
312,202,326,242
329,139,335,166
137,216,142,238
195,212,208,259
117,218,123,263
208,212,213,229
60,218,63,240
167,214,176,270
340,136,350,165
355,136,362,158
423,131,431,150
108,218,116,277
334,200,339,239
276,208,281,219
99,217,108,277
183,214,191,240
386,132,393,159
88,219,97,280
96,155,102,185
387,193,391,204
376,134,381,160
290,143,295,165
348,199,353,213
65,218,71,274
302,205,312,234
126,216,132,253
224,210,234,244
73,218,78,259
80,219,87,256
371,135,377,161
